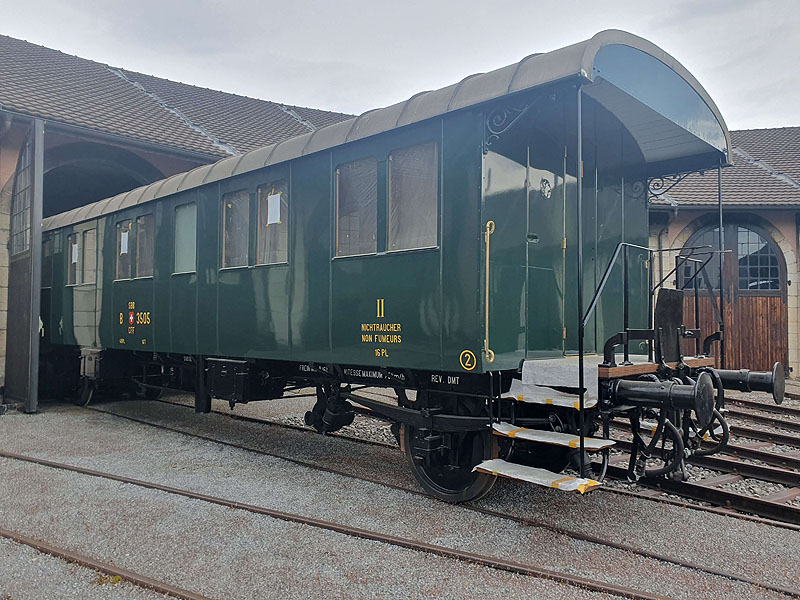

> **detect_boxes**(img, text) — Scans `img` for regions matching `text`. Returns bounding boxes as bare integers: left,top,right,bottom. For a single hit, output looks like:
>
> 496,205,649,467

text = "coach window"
66,232,80,285
82,229,97,284
388,142,438,251
174,203,197,273
223,189,249,268
336,157,377,256
136,214,155,277
116,220,132,279
257,180,288,265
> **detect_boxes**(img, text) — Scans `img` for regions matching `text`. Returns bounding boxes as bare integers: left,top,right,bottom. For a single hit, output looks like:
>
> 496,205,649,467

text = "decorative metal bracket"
482,93,555,154
647,170,707,202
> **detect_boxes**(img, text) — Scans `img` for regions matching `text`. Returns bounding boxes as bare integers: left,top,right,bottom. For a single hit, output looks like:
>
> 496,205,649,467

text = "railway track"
72,398,800,599
146,392,800,528
1,447,676,600
0,525,213,600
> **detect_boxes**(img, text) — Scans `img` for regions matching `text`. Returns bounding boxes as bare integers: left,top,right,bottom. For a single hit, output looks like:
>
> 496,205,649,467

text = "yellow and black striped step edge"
492,422,615,450
473,458,601,494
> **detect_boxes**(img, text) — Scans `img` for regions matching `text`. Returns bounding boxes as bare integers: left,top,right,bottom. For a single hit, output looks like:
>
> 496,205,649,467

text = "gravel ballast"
0,536,171,600
0,457,610,600
0,401,798,598
93,399,800,594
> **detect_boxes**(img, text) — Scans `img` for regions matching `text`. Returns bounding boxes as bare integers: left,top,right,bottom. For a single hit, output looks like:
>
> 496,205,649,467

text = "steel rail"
606,465,800,525
78,402,800,598
730,424,800,448
723,441,800,470
0,448,670,600
0,526,214,600
725,396,800,418
725,407,800,433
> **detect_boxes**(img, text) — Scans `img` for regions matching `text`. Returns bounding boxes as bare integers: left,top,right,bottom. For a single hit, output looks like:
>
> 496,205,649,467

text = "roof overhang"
580,33,731,177
43,29,733,231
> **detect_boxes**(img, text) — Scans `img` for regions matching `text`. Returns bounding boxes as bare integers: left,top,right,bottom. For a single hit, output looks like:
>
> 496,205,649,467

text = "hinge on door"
562,327,567,340
562,237,567,250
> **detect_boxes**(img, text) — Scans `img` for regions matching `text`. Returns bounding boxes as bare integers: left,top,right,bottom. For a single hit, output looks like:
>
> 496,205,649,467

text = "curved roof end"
581,29,732,166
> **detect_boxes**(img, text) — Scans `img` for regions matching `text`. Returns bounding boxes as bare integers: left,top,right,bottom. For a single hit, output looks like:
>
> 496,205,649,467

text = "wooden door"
680,223,788,371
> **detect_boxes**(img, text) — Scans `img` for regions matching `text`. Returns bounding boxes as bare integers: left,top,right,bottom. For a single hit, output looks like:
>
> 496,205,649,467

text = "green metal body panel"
42,85,653,377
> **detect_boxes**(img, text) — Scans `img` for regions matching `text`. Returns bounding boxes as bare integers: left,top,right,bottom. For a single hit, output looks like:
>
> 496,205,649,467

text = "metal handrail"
484,221,495,363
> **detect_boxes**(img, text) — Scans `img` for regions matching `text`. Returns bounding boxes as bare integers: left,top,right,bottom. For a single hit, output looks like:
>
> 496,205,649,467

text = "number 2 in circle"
460,350,476,371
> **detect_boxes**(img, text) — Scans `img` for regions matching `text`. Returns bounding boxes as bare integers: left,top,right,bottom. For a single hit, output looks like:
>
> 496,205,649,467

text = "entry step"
492,422,615,450
473,459,601,494
507,380,597,409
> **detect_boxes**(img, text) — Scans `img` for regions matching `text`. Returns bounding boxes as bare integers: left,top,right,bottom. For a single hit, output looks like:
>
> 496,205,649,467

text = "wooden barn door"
681,223,788,371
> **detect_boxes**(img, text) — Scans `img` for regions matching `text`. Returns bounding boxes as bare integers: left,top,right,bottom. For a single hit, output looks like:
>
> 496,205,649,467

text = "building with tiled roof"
651,126,800,375
652,128,800,208
0,34,353,387
0,34,353,159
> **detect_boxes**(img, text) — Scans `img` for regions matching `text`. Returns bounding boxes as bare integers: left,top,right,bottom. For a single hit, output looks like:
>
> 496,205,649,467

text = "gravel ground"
0,536,171,600
719,478,789,498
0,458,608,600
0,402,798,598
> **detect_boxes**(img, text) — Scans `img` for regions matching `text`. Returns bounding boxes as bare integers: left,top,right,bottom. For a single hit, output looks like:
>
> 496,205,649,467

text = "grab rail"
484,221,495,363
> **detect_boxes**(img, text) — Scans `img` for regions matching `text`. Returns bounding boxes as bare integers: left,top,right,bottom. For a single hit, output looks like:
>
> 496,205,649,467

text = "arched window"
680,223,783,292
737,227,780,290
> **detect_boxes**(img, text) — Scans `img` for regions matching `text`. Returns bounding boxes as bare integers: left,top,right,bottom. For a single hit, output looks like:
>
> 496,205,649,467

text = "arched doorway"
42,142,165,217
679,221,788,371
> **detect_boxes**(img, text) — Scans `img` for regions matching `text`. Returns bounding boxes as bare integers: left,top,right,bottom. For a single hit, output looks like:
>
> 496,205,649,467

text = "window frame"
221,188,251,270
334,155,379,258
66,232,80,286
387,140,440,253
256,179,289,266
134,213,155,279
9,131,33,257
679,221,785,298
115,219,133,281
173,202,198,275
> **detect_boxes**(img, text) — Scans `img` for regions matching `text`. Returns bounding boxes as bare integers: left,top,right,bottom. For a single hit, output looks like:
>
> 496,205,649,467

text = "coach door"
3,120,44,412
526,144,565,357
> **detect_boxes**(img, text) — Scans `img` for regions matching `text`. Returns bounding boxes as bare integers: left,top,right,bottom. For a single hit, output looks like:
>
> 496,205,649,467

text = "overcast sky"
2,0,798,130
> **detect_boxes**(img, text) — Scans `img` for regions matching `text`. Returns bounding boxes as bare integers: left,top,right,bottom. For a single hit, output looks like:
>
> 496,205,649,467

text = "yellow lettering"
376,298,384,318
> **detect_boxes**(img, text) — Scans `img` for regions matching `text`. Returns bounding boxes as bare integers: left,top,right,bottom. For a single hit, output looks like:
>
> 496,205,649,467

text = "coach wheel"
71,378,95,407
400,423,496,503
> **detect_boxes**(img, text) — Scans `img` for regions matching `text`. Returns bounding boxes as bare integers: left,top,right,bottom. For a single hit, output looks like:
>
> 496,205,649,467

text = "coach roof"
43,29,732,232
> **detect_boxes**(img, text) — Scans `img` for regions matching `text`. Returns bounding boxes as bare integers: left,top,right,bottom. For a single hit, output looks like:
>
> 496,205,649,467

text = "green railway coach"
39,31,783,502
